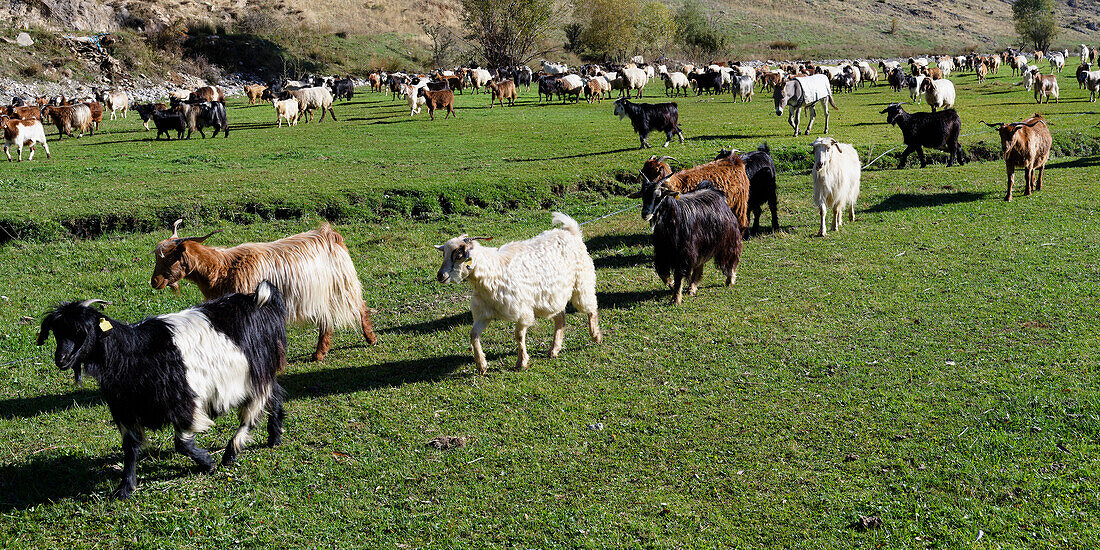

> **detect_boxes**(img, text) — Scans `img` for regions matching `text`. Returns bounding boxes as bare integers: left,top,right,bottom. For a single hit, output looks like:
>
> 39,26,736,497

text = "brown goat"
419,88,455,120
630,154,751,231
151,220,377,361
84,101,102,133
5,105,40,120
922,66,944,80
42,104,92,138
640,155,674,182
984,114,1052,201
191,86,226,103
244,84,268,105
487,79,517,108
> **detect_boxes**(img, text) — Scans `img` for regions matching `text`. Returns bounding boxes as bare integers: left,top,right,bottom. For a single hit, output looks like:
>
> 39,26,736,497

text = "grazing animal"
733,75,755,102
811,137,861,237
244,84,268,105
182,101,229,138
487,79,517,108
636,179,742,304
286,87,337,122
716,143,778,236
133,103,168,131
3,116,50,161
4,105,40,120
418,88,456,120
403,83,427,115
556,74,585,103
613,98,684,149
329,78,355,101
907,74,927,103
435,213,601,374
537,75,559,103
150,221,377,361
617,67,649,98
982,114,1052,201
640,155,674,182
773,74,837,136
661,71,692,97
103,90,129,120
42,104,92,139
152,109,187,140
631,151,751,232
273,97,299,127
36,283,288,499
1085,70,1100,101
919,78,956,111
1032,73,1059,103
190,86,226,103
83,101,102,133
879,103,965,168
1077,63,1091,89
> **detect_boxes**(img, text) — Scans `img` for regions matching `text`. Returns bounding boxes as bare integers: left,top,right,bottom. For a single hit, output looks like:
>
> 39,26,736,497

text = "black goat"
36,282,288,499
11,96,25,107
330,78,355,101
613,98,684,149
689,71,724,95
152,109,186,140
639,177,742,304
880,103,965,168
514,66,533,91
716,142,778,236
183,101,229,139
538,75,558,103
132,102,166,131
887,67,906,92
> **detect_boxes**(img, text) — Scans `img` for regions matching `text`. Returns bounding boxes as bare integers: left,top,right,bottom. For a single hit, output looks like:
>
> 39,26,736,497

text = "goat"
1086,70,1100,101
1077,63,1091,89
3,116,50,161
84,101,102,134
42,104,92,139
774,74,837,136
403,83,427,115
152,109,187,140
190,86,226,103
244,84,268,105
418,88,456,120
4,105,40,120
435,213,601,374
907,74,926,103
716,143,778,236
487,79,517,108
636,179,742,304
982,114,1052,201
919,78,956,111
133,102,167,131
286,87,336,122
887,67,906,92
151,221,377,361
688,71,724,95
329,78,354,102
36,283,288,499
613,98,684,149
1032,73,1059,103
103,90,129,120
556,74,584,103
181,101,229,138
811,137,861,237
733,75,755,102
640,155,674,182
273,97,299,127
630,151,751,232
880,103,965,168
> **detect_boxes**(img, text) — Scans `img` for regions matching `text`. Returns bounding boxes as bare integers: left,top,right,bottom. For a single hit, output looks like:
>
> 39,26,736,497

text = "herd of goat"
23,44,1087,498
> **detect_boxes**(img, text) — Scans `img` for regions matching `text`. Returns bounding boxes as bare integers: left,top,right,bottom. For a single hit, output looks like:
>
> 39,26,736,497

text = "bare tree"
461,0,562,67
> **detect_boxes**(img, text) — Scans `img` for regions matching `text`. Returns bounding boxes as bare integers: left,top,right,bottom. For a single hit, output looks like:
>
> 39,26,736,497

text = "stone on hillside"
16,32,33,46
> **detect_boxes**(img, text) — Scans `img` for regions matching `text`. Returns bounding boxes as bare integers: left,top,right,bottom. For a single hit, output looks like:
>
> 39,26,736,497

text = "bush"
769,40,798,51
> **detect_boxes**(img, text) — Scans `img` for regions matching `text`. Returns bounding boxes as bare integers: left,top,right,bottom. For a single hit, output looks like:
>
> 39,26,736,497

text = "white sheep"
541,60,568,75
733,75,754,102
661,71,691,97
272,97,299,127
811,137,861,237
937,56,954,76
921,78,955,111
618,67,649,98
435,213,602,374
470,68,492,92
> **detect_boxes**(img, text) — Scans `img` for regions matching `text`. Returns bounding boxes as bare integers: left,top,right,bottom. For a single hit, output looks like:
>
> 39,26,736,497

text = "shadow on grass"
598,289,665,309
687,134,756,142
380,311,472,335
282,355,473,398
0,388,101,420
1047,157,1099,169
504,147,637,162
586,232,648,252
866,191,991,213
0,453,108,511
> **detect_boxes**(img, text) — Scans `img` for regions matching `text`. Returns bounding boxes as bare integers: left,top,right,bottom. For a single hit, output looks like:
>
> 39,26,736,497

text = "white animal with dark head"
435,213,601,374
773,74,838,136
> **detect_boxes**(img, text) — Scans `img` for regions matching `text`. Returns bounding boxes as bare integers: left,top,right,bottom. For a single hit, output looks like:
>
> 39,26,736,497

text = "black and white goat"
36,282,288,499
613,98,684,149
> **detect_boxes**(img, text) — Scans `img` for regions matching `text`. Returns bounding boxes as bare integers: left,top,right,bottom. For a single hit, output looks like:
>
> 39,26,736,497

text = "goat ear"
79,299,110,309
183,229,223,244
36,317,52,346
435,244,445,251
627,189,643,199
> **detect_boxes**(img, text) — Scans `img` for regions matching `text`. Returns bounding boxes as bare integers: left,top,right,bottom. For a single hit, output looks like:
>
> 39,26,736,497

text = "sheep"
716,143,778,236
556,74,584,103
541,60,569,75
469,68,492,92
811,137,861,237
630,150,751,232
920,78,956,111
403,83,428,115
982,114,1052,201
435,213,601,374
245,84,268,105
1032,73,1059,104
418,88,456,120
36,283,288,499
103,90,129,120
879,103,965,168
636,179,742,304
907,74,927,103
857,62,878,86
1082,44,1091,63
3,116,50,161
661,71,691,97
150,221,377,361
273,97,299,127
487,79,517,108
1086,70,1100,101
613,98,684,149
618,67,649,99
937,56,954,76
42,104,92,139
284,87,336,123
733,75,755,102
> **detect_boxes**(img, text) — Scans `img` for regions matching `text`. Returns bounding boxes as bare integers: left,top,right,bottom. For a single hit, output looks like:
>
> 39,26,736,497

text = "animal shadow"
0,388,102,420
866,191,990,213
0,453,108,511
281,354,477,398
598,289,665,309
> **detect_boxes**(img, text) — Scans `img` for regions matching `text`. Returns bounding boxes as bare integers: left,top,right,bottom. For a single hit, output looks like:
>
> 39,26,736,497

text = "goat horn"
470,236,493,242
79,299,110,308
181,229,223,244
169,219,183,239
979,120,1004,129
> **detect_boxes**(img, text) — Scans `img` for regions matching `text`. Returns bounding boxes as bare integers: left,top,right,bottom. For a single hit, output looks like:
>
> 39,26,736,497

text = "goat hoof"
111,486,134,500
310,352,326,362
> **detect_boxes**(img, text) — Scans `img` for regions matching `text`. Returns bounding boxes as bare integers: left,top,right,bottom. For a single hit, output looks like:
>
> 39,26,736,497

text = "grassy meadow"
1,67,1099,548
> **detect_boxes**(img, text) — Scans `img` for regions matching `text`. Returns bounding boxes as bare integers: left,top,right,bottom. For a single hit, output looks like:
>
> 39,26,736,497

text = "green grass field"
1,68,1099,548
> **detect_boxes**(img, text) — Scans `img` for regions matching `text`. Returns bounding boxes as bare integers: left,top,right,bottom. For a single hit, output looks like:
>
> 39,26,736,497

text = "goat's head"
629,174,677,222
150,219,221,291
879,103,908,125
37,299,109,383
613,98,629,119
435,235,492,283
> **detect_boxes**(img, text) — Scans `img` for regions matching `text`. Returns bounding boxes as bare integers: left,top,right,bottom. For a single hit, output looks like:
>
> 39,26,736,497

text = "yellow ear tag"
463,258,473,265
98,318,113,332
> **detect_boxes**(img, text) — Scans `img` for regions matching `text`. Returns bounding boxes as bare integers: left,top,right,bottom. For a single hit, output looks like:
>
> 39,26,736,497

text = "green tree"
1012,0,1058,52
673,0,727,57
573,0,640,62
461,0,561,67
635,0,677,55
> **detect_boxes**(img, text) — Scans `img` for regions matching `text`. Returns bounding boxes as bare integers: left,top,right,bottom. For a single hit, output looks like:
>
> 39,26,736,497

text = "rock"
16,32,33,47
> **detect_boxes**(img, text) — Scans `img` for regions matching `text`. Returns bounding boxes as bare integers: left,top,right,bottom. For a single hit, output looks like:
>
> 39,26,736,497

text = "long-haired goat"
150,221,377,361
982,114,1052,201
637,178,742,304
716,143,778,236
36,282,288,499
811,137,861,236
3,116,50,161
435,213,601,374
631,152,751,233
43,104,92,139
879,103,965,168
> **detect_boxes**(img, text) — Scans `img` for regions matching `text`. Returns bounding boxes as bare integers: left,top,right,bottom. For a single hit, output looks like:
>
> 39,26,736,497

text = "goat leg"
360,303,377,345
113,427,145,499
266,383,286,447
549,312,566,358
1005,165,1015,201
470,318,490,375
312,329,332,362
514,324,530,371
175,431,216,472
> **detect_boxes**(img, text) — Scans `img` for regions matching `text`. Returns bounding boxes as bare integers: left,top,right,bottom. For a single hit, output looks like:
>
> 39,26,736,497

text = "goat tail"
828,95,839,109
552,212,582,236
757,141,770,154
254,280,278,307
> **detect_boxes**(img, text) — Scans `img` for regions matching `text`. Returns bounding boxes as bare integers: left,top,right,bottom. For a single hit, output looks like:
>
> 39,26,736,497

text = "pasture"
1,68,1099,548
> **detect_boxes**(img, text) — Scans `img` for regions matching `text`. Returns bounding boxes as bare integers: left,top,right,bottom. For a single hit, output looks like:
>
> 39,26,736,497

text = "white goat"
3,117,50,161
541,60,568,75
1085,70,1100,102
435,213,602,374
272,97,299,127
811,137,861,237
908,74,926,103
403,83,427,114
1049,51,1066,73
469,68,492,92
921,78,956,111
618,67,649,98
733,75,754,102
